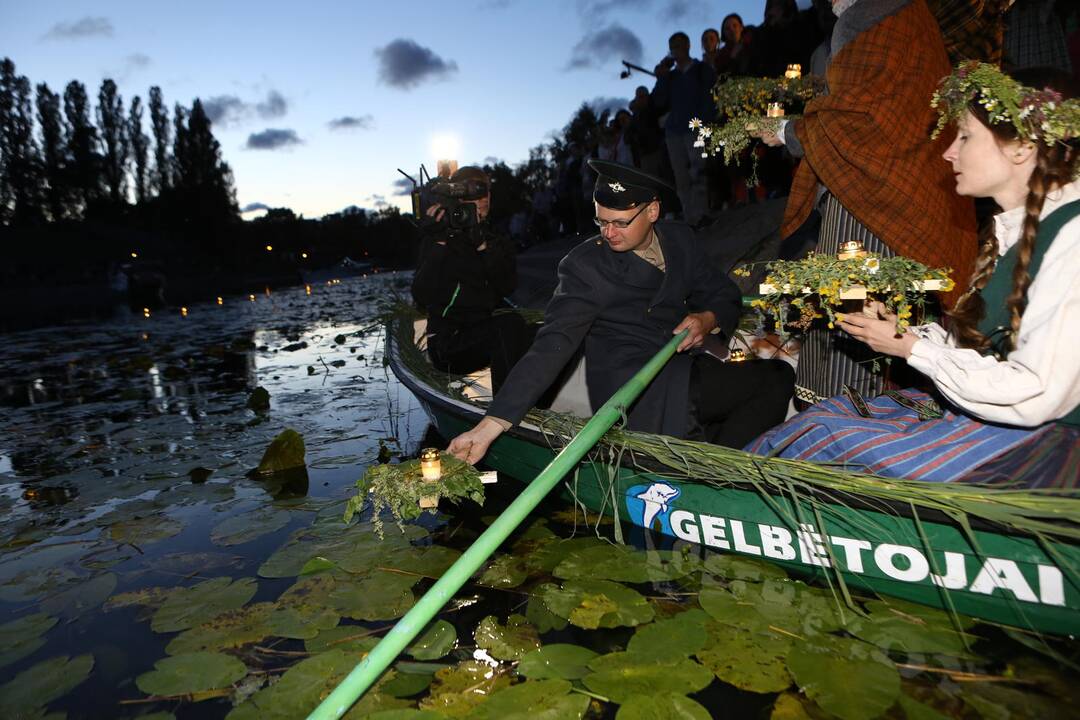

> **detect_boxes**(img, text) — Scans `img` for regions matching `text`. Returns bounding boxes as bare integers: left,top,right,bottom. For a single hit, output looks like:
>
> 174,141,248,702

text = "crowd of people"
414,0,1079,487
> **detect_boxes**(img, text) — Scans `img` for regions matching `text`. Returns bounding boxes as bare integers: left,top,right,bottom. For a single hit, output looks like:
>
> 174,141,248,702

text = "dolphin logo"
633,482,681,532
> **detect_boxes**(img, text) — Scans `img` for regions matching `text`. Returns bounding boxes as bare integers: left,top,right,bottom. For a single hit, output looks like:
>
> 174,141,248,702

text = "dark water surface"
1,275,1077,719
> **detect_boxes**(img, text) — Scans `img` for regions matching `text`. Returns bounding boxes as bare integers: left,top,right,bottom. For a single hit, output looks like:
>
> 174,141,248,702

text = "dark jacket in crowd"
486,220,741,437
411,224,516,339
652,60,718,134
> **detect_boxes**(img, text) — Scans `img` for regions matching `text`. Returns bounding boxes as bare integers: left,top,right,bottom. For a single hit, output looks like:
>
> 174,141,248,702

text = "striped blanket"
745,390,1046,482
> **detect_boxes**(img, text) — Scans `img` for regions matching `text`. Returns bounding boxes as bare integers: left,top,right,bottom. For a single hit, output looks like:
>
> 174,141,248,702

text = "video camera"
398,165,489,233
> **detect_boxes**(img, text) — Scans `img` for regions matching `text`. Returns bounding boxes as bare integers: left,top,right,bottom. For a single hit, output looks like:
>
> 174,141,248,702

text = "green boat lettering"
669,510,1066,607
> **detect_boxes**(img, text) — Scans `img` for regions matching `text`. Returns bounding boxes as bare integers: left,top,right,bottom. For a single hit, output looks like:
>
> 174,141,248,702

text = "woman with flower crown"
747,63,1080,486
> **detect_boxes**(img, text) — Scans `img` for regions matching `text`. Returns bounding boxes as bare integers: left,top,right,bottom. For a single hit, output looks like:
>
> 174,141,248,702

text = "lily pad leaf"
41,572,117,619
517,644,598,681
474,614,540,661
406,620,457,661
846,602,978,656
897,694,951,720
477,554,529,589
785,635,900,720
151,577,258,633
0,613,58,669
554,544,696,583
109,515,184,544
0,654,94,717
770,692,831,720
299,556,339,576
380,669,435,698
469,678,589,720
136,651,247,697
525,592,567,633
418,660,513,717
540,580,654,630
626,608,709,659
703,553,789,582
165,603,274,655
616,692,712,720
226,649,407,719
700,579,844,637
305,625,380,655
255,428,306,475
695,622,792,693
211,507,291,547
583,651,713,703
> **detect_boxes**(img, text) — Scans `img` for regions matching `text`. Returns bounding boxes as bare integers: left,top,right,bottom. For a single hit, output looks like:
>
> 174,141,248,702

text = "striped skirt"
745,390,1078,487
794,193,895,404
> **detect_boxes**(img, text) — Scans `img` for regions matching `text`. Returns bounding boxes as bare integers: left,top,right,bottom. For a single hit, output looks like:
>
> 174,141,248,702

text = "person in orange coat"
754,0,977,405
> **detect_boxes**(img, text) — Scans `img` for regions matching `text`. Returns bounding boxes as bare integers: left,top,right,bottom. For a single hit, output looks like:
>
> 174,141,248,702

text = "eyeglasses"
594,202,651,229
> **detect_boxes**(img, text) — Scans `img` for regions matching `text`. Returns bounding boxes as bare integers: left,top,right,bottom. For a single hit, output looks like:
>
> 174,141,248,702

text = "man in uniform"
448,160,794,464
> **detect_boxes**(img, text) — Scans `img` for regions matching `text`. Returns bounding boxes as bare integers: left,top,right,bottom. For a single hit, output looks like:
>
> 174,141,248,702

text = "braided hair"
948,69,1079,352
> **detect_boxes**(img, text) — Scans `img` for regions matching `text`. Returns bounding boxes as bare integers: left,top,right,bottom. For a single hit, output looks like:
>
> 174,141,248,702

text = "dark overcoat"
486,220,741,437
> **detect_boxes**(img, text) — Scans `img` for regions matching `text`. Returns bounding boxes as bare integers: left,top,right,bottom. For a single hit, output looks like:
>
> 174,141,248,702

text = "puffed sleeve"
907,217,1080,426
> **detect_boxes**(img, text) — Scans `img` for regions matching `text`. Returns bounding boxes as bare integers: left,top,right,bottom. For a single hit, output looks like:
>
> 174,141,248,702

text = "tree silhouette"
96,79,128,211
148,86,170,194
35,82,67,222
63,80,102,218
128,95,149,205
0,59,44,225
170,99,237,227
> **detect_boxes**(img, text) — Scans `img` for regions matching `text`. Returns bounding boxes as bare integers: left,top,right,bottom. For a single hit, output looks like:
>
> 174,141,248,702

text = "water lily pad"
0,654,94,717
540,580,654,629
255,428,306,474
406,619,457,660
699,579,844,637
474,614,540,661
703,553,789,582
362,712,445,720
418,660,513,717
695,622,792,693
583,652,713,703
41,572,117,619
626,609,710,659
136,651,247,697
210,507,291,547
469,678,589,720
525,592,567,633
785,635,900,720
299,556,339,576
109,515,185,544
554,544,695,583
380,668,435,698
897,694,950,720
305,625,380,655
615,692,711,720
226,649,407,719
151,577,258,633
257,523,425,579
165,603,275,655
845,603,978,656
770,692,830,720
477,554,529,588
517,644,598,680
0,613,57,669
105,586,173,612
326,570,417,621
515,536,604,574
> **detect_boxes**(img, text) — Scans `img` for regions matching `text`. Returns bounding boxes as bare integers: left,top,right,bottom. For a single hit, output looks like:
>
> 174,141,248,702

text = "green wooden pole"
306,330,688,720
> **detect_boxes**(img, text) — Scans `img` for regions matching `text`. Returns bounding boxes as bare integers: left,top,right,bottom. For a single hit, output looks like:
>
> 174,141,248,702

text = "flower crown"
931,61,1080,145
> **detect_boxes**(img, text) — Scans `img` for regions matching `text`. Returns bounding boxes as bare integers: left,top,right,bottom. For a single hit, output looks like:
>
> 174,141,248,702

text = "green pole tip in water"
306,330,689,720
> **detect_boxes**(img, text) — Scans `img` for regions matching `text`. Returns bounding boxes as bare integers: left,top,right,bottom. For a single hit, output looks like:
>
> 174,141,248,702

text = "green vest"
977,199,1080,427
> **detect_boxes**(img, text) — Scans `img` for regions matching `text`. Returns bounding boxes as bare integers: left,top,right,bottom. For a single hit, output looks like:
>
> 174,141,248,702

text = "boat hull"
389,323,1080,635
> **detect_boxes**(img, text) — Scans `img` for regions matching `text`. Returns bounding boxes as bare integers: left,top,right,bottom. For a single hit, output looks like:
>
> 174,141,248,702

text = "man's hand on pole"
673,311,717,352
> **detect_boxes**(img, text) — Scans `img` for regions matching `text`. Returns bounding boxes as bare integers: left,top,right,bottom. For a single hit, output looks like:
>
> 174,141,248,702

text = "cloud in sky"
241,202,270,213
575,0,649,22
392,177,414,196
43,16,113,40
246,128,302,150
126,53,151,69
203,90,289,128
566,24,643,70
328,115,374,131
374,39,459,90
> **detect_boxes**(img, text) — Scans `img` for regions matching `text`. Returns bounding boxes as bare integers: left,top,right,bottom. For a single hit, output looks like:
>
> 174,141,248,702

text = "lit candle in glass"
420,448,442,482
729,348,748,362
216,296,223,305
766,103,785,118
838,240,868,260
785,64,802,80
180,307,188,317
305,284,312,296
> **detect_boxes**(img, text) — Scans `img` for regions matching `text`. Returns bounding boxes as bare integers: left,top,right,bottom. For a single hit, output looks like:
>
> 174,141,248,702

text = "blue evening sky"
2,1,789,219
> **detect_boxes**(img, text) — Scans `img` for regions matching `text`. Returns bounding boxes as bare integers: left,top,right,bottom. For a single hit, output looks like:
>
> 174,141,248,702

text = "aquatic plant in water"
344,453,485,538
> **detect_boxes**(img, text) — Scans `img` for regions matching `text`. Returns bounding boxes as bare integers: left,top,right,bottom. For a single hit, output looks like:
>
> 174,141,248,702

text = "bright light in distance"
130,252,138,259
430,133,461,165
265,245,273,252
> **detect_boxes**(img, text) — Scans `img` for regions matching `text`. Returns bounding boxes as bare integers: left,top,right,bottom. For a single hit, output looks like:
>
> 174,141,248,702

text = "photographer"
411,166,532,392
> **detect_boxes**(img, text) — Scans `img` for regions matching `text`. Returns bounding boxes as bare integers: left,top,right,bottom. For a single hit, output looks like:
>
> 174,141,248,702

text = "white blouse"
907,181,1080,427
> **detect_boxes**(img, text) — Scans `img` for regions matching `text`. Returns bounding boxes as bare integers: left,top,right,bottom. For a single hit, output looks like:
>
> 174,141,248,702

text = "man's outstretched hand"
673,311,717,352
447,417,506,465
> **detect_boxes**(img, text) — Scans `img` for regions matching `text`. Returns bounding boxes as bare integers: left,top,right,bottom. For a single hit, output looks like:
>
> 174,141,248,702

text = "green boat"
386,310,1080,636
